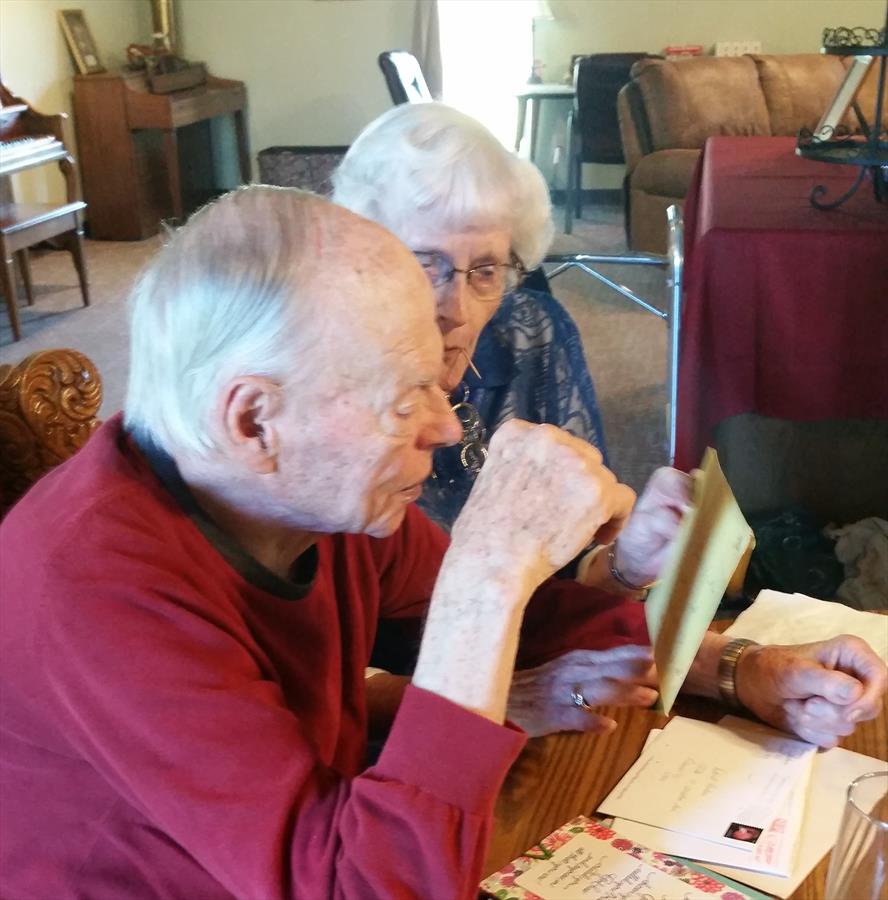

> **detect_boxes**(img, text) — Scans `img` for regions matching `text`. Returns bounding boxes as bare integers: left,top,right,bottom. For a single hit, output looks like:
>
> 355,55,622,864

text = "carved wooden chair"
0,348,102,514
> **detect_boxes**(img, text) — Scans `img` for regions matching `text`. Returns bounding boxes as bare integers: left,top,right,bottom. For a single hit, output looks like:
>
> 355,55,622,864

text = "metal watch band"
717,638,758,708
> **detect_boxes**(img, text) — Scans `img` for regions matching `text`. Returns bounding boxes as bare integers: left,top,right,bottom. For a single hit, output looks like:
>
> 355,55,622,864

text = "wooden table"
73,71,250,240
486,635,887,898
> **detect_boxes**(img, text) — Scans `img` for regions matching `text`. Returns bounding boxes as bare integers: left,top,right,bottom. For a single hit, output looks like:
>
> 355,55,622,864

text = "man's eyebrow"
392,377,433,396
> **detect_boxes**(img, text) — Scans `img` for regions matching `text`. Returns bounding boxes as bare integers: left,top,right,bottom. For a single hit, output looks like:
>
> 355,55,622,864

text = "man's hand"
507,646,658,737
452,420,637,589
414,420,636,725
611,467,692,589
735,635,887,748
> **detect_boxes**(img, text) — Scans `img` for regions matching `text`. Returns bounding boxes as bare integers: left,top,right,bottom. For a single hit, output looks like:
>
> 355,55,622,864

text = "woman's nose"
435,276,469,332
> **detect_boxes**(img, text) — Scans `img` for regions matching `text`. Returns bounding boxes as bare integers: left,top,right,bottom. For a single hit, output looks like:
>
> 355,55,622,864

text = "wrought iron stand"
796,16,888,209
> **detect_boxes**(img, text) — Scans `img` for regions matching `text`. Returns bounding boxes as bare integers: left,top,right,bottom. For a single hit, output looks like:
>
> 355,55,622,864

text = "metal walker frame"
543,205,684,464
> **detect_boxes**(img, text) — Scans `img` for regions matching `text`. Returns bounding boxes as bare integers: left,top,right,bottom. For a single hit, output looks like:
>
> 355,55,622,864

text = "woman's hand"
735,635,887,748
611,467,692,588
506,646,658,737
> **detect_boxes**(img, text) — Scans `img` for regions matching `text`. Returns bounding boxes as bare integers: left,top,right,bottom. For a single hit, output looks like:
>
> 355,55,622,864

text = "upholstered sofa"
617,53,887,252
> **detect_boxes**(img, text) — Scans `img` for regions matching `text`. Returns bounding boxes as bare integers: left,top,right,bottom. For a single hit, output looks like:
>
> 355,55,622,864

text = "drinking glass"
825,770,888,900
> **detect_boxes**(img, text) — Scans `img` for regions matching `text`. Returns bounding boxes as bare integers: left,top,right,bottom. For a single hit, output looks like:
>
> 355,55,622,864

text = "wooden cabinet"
72,71,250,240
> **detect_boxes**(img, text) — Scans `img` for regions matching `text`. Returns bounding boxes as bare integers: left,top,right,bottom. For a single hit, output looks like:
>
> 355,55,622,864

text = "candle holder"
796,13,887,209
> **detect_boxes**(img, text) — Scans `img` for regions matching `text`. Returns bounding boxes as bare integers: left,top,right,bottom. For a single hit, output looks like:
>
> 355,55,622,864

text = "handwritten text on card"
515,833,715,899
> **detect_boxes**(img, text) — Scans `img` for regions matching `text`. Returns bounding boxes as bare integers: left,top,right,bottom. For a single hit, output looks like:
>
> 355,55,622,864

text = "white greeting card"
598,716,815,868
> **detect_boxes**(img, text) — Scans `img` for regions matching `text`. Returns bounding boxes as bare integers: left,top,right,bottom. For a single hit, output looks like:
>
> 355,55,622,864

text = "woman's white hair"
331,102,554,269
124,185,327,458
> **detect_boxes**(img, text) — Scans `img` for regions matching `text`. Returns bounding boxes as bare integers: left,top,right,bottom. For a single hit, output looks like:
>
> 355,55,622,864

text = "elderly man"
0,187,884,899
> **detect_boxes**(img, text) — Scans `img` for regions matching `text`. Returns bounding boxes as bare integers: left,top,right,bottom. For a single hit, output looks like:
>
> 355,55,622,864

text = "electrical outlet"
715,41,762,57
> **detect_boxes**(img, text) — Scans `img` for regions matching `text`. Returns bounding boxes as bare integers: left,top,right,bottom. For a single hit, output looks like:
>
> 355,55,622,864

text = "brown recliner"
618,53,886,253
0,348,102,514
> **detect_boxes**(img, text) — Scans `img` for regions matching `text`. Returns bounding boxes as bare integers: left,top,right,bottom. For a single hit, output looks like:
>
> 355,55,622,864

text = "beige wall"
3,0,884,202
181,0,884,173
181,0,887,162
0,0,149,202
537,0,887,81
178,0,412,160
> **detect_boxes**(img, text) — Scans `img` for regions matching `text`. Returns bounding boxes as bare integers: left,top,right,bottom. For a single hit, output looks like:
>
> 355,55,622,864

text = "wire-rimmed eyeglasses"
413,250,526,302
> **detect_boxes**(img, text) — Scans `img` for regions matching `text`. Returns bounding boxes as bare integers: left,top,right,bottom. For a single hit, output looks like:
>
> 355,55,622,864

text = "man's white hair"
124,185,329,457
331,102,554,269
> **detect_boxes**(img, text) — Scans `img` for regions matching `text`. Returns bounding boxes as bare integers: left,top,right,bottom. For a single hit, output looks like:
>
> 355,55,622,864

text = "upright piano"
1,82,88,341
73,70,250,240
0,82,77,203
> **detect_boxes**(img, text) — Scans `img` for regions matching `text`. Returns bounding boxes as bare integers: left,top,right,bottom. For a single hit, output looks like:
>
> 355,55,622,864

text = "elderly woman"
332,102,684,597
326,114,887,746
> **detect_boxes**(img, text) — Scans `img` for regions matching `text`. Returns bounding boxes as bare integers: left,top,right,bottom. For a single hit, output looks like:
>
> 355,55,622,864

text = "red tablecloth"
675,136,888,471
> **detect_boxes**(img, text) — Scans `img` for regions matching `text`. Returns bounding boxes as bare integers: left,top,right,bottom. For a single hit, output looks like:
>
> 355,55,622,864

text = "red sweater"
0,416,647,899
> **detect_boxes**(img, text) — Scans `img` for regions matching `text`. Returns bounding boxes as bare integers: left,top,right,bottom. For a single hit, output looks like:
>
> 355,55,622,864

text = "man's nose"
419,390,463,450
435,276,469,332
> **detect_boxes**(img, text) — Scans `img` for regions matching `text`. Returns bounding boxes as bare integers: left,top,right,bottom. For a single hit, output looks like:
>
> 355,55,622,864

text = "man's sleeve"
39,538,523,899
516,579,650,669
367,507,650,673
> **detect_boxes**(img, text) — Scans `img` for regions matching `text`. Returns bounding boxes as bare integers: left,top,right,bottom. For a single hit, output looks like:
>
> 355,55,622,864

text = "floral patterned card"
480,816,765,900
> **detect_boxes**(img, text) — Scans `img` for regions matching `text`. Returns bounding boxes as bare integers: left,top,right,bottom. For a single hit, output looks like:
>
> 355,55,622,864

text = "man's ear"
219,376,283,474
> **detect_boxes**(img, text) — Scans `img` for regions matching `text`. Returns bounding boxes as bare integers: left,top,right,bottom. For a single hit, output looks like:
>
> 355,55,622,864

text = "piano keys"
0,81,87,341
0,136,65,173
0,83,73,192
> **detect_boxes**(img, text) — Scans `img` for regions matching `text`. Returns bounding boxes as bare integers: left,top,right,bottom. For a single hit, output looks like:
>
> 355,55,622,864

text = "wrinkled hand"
613,467,692,588
452,420,636,588
736,635,887,748
507,646,659,737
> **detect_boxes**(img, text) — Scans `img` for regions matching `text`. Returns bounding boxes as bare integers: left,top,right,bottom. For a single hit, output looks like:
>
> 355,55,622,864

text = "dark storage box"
257,145,349,195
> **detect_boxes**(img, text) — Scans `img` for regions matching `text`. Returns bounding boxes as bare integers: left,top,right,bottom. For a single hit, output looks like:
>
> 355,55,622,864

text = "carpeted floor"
0,202,669,493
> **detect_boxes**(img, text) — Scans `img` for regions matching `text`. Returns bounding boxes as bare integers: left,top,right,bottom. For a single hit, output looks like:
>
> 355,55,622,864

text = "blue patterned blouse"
418,287,607,531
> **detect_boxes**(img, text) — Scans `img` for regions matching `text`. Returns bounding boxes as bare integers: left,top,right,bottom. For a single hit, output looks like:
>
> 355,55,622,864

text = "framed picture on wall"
58,9,105,75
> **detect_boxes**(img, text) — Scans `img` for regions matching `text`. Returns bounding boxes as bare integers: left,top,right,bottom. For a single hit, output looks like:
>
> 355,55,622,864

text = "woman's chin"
440,362,468,394
440,348,472,394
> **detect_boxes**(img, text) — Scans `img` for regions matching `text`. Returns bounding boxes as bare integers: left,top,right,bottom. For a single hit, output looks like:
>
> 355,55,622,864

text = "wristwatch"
717,638,758,708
